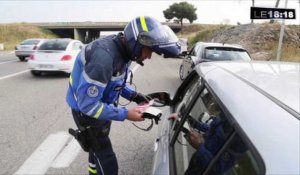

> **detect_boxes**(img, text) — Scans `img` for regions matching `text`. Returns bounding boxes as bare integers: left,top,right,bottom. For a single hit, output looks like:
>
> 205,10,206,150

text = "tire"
18,56,26,61
179,65,185,80
31,70,41,76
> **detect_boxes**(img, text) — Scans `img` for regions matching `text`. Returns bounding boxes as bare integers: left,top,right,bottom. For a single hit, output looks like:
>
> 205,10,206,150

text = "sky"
0,0,299,25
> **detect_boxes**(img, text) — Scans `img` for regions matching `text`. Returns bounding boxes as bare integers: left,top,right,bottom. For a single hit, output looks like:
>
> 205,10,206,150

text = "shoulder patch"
87,85,99,97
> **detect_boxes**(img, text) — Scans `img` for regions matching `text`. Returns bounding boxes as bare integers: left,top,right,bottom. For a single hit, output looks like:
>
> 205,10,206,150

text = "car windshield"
38,40,70,51
204,47,251,61
20,39,40,45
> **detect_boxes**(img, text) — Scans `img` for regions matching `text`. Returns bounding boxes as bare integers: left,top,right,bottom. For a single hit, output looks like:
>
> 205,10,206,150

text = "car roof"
196,61,300,174
23,38,45,41
46,38,73,41
43,38,82,44
196,42,245,49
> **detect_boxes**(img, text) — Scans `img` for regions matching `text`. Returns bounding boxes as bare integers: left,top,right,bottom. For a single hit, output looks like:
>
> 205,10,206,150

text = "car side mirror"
147,92,172,106
181,51,188,56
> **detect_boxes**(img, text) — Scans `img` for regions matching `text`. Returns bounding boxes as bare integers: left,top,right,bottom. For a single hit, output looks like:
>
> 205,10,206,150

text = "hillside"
179,23,300,62
0,23,299,62
0,23,57,50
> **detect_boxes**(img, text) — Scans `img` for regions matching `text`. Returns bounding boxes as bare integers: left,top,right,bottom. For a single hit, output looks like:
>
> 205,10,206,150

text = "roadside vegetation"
178,23,300,62
0,22,298,62
0,23,57,50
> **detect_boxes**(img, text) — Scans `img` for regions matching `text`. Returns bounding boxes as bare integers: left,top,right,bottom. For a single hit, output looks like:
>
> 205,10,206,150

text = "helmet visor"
138,25,179,47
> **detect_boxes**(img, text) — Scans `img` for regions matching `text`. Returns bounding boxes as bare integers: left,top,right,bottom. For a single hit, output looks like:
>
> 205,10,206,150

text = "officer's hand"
131,92,151,105
127,107,145,122
187,130,204,149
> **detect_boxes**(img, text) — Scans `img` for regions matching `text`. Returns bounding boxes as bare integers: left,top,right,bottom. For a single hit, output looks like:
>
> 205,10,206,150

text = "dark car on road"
151,61,300,175
179,42,251,80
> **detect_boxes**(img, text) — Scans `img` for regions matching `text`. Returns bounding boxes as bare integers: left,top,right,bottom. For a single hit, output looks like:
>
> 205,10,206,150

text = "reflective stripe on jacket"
66,34,135,121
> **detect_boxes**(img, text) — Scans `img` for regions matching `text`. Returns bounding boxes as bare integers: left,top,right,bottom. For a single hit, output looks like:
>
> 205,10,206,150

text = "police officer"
66,16,181,175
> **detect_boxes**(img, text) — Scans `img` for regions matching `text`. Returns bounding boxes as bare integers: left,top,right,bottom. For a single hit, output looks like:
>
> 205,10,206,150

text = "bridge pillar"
85,30,100,43
74,28,85,42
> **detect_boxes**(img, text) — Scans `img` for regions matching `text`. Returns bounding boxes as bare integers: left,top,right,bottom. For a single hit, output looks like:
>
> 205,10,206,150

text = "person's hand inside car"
187,130,204,149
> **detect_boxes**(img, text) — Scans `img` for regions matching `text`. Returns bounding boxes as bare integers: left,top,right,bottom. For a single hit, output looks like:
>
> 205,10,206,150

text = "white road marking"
0,60,18,65
51,138,81,168
14,132,70,175
0,70,29,80
0,51,14,55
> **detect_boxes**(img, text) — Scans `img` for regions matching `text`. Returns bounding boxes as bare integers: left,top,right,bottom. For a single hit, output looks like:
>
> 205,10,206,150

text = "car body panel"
153,61,300,175
197,61,300,174
151,109,171,175
212,61,299,113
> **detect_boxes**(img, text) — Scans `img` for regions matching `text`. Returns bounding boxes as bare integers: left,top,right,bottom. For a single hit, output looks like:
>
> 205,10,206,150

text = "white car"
15,38,45,61
152,61,300,175
27,38,83,76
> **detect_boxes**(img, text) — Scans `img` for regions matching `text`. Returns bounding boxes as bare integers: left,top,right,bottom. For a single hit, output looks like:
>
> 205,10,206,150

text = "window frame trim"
169,77,266,175
202,82,266,175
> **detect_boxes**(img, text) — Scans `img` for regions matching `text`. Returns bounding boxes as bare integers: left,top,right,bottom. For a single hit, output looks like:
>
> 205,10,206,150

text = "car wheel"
18,56,26,61
179,65,185,80
31,70,41,76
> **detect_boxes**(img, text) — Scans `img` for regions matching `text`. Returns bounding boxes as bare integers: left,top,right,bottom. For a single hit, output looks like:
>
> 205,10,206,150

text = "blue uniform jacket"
66,34,136,121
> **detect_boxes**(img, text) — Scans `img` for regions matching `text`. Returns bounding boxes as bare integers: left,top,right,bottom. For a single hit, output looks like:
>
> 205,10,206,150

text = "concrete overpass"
36,22,182,43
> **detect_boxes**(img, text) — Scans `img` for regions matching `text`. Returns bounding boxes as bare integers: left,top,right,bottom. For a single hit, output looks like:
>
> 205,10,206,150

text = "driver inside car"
169,100,227,175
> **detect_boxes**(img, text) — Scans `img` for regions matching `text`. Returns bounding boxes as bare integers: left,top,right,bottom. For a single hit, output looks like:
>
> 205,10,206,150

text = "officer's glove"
131,92,151,105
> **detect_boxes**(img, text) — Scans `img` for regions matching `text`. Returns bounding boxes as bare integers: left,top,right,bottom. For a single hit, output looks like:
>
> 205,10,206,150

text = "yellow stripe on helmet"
140,16,149,32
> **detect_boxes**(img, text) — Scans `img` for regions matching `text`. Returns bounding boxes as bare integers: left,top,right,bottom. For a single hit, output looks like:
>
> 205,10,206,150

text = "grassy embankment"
0,23,57,50
177,23,299,62
0,23,298,62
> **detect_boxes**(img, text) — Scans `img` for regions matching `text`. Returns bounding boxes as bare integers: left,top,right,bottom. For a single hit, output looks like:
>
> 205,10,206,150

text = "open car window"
171,86,263,175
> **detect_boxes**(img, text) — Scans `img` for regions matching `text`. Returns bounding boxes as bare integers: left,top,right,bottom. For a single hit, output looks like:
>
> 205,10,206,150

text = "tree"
163,1,197,28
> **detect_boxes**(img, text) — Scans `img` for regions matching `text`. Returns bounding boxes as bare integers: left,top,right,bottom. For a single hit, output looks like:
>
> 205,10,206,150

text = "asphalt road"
0,52,182,175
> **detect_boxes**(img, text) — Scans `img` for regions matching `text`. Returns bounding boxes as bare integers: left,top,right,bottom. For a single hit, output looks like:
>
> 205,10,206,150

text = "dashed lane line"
0,51,14,55
0,70,29,80
0,60,18,65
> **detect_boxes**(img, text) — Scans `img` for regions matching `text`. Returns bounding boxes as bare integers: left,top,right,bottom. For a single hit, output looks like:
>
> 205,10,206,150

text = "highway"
0,52,182,174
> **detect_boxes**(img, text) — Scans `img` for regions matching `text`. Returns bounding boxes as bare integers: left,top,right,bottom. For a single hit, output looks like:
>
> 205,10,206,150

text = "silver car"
152,61,300,175
15,38,45,61
179,42,251,80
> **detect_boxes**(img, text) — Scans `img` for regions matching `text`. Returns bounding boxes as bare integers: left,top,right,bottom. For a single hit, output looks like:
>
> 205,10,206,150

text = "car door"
168,75,264,175
152,71,200,175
